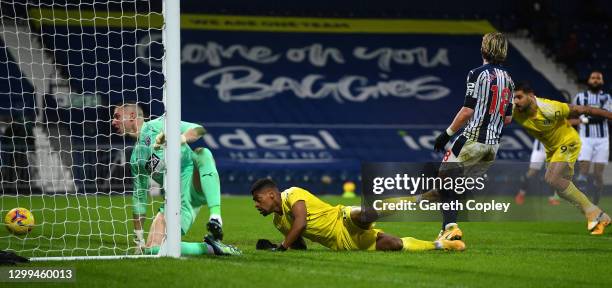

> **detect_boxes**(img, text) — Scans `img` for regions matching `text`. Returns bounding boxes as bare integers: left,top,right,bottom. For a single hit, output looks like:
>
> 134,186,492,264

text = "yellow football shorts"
546,140,581,176
333,206,382,251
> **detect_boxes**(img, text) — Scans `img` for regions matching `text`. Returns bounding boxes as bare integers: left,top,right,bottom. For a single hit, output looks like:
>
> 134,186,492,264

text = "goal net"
0,0,172,259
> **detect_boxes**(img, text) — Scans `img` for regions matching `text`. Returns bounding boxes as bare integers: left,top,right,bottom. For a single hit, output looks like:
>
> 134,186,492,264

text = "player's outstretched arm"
131,162,150,253
131,178,149,252
132,213,146,252
569,105,612,121
153,125,205,149
278,200,307,251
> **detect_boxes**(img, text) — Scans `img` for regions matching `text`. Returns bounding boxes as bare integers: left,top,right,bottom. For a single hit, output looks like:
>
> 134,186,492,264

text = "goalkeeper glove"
153,132,187,150
133,229,146,255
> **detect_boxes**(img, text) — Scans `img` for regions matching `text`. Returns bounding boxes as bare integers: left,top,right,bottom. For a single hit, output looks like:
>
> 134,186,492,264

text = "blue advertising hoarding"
25,13,562,192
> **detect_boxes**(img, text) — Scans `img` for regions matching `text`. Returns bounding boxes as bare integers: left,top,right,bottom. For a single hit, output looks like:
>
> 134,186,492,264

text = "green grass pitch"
1,195,612,287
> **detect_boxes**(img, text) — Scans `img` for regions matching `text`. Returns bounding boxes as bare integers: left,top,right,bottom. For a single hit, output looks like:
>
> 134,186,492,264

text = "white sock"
434,241,443,250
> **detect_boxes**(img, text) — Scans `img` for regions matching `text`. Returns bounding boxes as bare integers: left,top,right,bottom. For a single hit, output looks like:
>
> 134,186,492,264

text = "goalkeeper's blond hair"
481,32,507,64
118,102,145,119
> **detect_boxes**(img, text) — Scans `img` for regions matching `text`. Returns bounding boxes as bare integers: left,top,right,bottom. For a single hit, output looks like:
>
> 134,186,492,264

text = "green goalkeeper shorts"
157,161,208,235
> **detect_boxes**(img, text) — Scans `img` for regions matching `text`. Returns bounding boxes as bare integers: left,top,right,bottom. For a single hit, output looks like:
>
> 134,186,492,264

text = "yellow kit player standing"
251,178,465,252
512,83,611,235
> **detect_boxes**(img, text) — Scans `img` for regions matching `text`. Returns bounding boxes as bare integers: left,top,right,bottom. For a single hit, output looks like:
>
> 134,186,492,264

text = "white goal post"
160,0,181,258
0,0,181,260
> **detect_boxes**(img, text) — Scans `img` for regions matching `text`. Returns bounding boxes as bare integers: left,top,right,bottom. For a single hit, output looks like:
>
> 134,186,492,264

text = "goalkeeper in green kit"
112,103,240,256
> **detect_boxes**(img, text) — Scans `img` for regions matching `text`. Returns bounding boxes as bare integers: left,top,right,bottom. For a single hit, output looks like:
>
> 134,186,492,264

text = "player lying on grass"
512,83,611,235
251,178,465,252
112,103,240,255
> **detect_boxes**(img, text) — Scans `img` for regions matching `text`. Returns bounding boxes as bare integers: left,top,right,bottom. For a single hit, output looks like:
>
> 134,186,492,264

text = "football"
4,208,35,235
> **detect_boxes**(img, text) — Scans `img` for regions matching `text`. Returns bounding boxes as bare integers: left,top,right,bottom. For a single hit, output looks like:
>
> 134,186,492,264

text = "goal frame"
23,0,182,261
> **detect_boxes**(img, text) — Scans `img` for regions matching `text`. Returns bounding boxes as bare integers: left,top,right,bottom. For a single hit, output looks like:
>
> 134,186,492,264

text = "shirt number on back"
488,85,511,115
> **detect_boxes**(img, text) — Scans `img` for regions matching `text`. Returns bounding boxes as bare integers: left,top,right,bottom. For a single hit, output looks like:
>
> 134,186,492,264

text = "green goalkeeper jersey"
130,116,202,215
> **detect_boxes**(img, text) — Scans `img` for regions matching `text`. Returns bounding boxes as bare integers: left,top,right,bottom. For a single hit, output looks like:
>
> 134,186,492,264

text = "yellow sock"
557,182,595,213
401,237,437,252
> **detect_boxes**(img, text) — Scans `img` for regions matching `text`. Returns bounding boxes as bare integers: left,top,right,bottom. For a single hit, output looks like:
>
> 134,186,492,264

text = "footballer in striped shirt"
431,32,514,242
572,71,610,204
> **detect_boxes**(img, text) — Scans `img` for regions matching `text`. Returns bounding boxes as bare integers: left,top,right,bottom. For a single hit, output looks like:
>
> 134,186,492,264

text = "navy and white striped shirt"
462,64,514,144
573,90,611,138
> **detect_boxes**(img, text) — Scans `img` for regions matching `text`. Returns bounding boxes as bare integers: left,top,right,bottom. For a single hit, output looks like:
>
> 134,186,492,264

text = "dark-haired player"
251,178,465,252
512,83,611,235
573,71,610,204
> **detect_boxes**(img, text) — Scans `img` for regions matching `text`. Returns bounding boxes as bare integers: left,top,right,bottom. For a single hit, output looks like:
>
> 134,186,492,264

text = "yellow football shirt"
513,97,580,161
273,187,342,249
